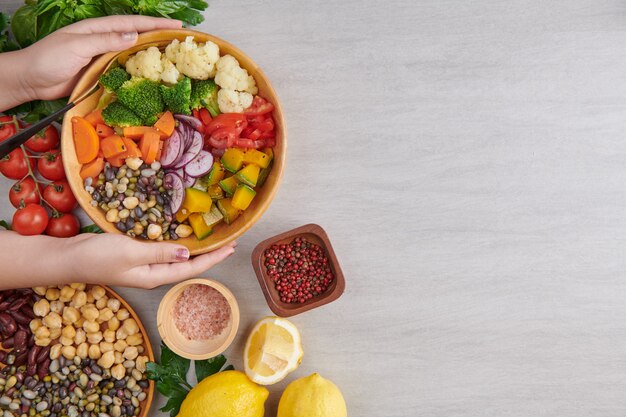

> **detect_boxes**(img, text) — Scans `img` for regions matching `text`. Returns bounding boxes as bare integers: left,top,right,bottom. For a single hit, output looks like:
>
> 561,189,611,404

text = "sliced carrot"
154,111,175,136
96,123,115,138
80,157,105,181
72,116,100,164
107,137,142,167
139,130,160,164
100,135,126,158
84,109,104,127
123,126,168,140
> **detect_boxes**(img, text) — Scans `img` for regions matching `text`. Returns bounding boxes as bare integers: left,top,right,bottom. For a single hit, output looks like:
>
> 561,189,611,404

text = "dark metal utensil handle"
0,102,75,159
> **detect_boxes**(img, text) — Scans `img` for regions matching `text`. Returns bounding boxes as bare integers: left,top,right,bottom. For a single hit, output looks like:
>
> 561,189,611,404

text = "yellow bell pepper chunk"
182,188,212,213
243,149,271,168
235,164,260,187
188,213,213,240
221,148,245,173
231,184,256,210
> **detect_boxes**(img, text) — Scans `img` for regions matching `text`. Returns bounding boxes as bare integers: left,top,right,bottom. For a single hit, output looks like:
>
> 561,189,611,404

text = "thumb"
76,31,139,56
134,242,190,265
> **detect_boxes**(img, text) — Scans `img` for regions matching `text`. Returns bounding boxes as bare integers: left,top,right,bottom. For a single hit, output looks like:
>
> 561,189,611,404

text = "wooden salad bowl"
61,29,286,255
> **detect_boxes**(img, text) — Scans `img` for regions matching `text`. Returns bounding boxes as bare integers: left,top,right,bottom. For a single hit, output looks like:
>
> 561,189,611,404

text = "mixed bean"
84,157,186,241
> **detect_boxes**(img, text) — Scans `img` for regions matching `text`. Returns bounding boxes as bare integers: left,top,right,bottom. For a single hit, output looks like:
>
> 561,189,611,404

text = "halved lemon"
243,316,304,385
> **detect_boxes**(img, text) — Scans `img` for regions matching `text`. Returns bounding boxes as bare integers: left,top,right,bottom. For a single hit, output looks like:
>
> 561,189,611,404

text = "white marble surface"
5,0,626,415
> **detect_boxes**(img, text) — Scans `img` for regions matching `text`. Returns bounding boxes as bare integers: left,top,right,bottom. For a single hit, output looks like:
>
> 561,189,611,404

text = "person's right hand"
64,233,237,289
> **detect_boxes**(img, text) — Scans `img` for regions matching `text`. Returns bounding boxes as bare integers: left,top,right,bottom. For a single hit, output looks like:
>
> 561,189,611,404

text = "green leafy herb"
146,342,232,417
0,13,19,52
21,99,68,123
0,220,11,231
80,224,104,234
11,4,38,48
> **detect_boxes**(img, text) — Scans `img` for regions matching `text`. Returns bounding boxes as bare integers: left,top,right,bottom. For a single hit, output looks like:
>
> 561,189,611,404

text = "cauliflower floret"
165,36,220,80
217,89,253,113
215,54,258,95
160,57,180,84
124,46,163,82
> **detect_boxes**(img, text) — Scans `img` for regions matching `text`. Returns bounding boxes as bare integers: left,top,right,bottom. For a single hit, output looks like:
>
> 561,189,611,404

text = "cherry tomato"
244,96,274,116
205,114,247,135
38,150,65,181
43,180,77,213
24,125,59,153
0,148,32,180
248,115,275,132
207,127,239,149
8,177,41,208
12,204,49,236
0,116,17,143
45,213,80,238
241,128,262,141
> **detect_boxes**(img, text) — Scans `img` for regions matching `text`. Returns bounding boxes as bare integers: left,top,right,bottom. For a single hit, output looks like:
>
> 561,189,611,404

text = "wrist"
0,50,37,110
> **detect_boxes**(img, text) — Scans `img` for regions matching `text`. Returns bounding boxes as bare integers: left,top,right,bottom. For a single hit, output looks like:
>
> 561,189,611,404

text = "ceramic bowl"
61,29,286,255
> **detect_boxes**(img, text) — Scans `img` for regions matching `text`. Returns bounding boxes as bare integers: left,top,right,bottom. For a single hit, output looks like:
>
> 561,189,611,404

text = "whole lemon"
277,373,347,417
177,370,268,417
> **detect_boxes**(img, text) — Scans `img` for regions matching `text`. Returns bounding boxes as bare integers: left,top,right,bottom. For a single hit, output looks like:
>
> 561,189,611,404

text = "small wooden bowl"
251,224,345,317
157,278,240,360
60,29,287,255
102,286,155,417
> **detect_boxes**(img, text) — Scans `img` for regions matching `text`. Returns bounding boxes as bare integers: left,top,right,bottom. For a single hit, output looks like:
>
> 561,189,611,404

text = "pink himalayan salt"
173,284,231,340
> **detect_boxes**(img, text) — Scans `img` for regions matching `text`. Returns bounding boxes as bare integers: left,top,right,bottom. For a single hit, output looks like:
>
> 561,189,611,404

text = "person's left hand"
14,15,182,103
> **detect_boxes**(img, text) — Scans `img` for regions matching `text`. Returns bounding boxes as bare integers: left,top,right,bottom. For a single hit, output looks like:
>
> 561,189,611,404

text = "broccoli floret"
99,67,131,92
190,79,220,117
102,101,143,128
116,77,164,125
160,77,192,115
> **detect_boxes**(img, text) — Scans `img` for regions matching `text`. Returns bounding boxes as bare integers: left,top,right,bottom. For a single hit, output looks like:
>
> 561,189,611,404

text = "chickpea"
74,329,86,345
61,346,76,360
42,312,62,329
125,333,143,346
98,308,114,323
35,338,51,347
116,308,130,321
99,342,114,353
49,328,61,340
107,317,120,332
69,283,86,291
49,301,64,314
111,363,126,380
88,344,101,360
113,340,127,353
97,351,115,369
81,305,99,322
70,291,87,308
135,356,148,373
136,346,144,354
76,342,88,359
60,336,73,346
59,286,76,302
75,317,85,328
35,326,51,340
122,319,139,335
114,351,123,365
33,299,50,317
29,319,43,333
123,346,138,360
87,331,103,344
91,286,106,300
83,320,99,334
50,344,62,360
86,292,95,304
103,329,115,343
62,325,76,340
45,288,60,301
33,286,47,296
62,307,80,324
107,298,121,313
115,327,128,341
95,297,107,310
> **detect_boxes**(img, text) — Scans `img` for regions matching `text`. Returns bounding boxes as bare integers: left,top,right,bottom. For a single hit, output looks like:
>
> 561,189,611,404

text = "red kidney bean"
14,351,27,367
8,298,28,312
0,313,17,337
0,351,7,364
13,329,27,353
11,310,31,326
26,363,36,377
36,346,50,364
20,306,35,319
37,358,49,379
27,333,34,348
2,336,14,349
28,346,40,366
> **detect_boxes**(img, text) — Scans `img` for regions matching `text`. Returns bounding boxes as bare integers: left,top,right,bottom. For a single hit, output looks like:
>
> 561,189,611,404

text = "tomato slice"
0,116,17,143
208,127,239,149
206,114,247,135
244,96,274,116
198,108,212,126
192,109,200,119
243,129,262,141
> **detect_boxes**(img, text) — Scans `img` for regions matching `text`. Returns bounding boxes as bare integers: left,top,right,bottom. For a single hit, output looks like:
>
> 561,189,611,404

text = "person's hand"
12,16,182,104
63,233,237,289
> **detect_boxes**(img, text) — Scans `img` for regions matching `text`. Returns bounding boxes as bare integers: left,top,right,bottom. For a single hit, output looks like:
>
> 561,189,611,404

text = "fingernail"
175,248,189,261
121,32,138,41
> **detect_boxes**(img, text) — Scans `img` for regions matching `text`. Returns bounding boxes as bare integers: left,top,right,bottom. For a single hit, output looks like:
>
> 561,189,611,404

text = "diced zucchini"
231,184,256,210
234,164,260,187
219,176,239,196
216,198,241,225
202,205,224,229
221,148,245,173
206,161,225,185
